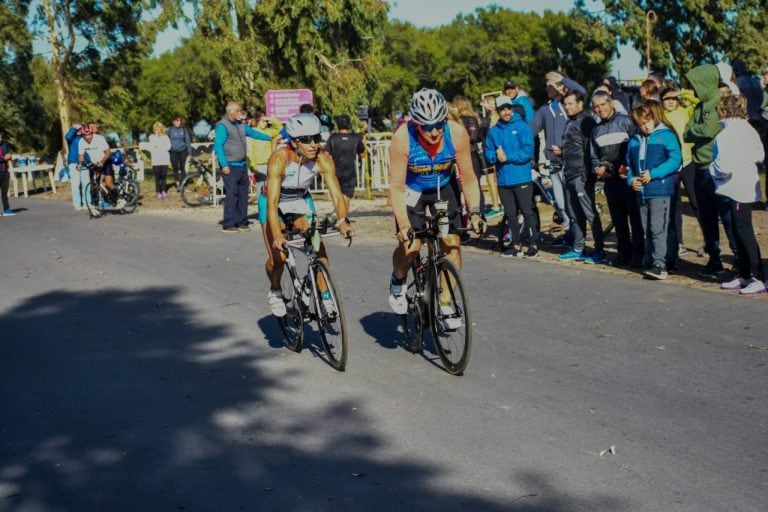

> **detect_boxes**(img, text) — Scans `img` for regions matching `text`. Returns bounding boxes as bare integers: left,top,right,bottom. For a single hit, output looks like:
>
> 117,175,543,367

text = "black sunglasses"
295,134,322,144
419,120,446,132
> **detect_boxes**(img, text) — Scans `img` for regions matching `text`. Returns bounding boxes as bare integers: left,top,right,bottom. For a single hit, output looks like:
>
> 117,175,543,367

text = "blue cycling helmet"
111,149,123,166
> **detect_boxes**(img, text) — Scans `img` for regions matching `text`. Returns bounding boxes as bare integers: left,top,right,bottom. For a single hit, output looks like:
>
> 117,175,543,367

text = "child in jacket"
626,100,682,280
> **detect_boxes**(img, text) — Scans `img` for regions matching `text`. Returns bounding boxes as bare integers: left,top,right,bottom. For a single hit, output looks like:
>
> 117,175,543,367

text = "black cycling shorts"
92,164,114,178
337,173,357,198
399,182,462,233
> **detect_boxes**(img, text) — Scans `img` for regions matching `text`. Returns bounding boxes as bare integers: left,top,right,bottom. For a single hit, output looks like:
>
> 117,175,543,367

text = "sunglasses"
295,134,322,144
418,120,446,132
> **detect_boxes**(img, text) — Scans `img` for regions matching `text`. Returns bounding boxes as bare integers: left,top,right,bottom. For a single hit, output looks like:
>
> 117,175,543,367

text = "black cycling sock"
391,273,406,285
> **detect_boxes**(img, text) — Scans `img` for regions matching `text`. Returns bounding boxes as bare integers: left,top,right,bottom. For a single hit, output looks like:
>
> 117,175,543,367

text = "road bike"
401,202,472,376
84,162,140,218
278,214,351,371
180,158,224,207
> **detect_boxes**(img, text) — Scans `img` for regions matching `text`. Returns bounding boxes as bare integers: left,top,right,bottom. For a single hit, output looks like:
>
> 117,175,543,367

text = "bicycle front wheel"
181,172,212,207
312,259,348,371
278,268,304,353
84,181,104,218
430,258,472,375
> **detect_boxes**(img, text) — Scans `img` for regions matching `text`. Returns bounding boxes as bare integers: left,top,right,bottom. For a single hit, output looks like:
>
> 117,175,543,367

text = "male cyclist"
388,88,486,328
77,124,114,206
261,113,353,317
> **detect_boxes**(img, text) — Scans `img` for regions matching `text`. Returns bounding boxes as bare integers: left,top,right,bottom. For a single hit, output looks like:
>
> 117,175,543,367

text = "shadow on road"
0,287,628,511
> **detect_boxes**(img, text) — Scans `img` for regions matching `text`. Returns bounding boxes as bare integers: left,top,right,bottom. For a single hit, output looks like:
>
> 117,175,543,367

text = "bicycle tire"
180,171,213,207
430,258,472,376
278,267,304,352
121,180,140,213
402,262,426,353
312,259,348,371
84,182,104,219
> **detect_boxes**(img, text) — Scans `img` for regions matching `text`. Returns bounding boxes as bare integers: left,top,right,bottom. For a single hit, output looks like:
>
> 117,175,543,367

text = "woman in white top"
149,121,172,199
710,95,766,294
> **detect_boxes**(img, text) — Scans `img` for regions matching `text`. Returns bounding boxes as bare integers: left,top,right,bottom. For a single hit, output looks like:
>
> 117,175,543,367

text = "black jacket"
590,112,635,179
562,110,596,181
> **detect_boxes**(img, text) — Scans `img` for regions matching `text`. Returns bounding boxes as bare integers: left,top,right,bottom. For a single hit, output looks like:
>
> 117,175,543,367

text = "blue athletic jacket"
65,127,81,164
484,112,534,187
626,124,682,199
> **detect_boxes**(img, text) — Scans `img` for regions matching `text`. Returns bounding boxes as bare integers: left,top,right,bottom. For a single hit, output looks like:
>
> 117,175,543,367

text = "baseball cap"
495,95,513,109
503,80,518,90
545,71,565,87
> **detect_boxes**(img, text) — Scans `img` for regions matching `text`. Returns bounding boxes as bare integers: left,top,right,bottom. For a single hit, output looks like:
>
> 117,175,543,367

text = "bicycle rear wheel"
181,172,212,207
278,268,304,352
430,258,472,375
402,262,426,353
84,181,104,218
312,259,348,371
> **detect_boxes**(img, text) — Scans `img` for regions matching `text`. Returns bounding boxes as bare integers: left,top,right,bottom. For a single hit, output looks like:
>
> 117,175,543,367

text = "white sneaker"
739,278,767,295
389,276,408,315
268,289,287,317
320,292,337,317
439,303,462,331
721,277,747,291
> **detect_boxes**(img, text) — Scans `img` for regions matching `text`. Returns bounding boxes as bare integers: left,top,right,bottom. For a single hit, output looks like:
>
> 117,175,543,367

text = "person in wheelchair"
260,113,352,317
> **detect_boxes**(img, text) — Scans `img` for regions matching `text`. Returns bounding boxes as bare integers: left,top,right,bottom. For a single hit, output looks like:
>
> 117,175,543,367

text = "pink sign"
265,89,314,121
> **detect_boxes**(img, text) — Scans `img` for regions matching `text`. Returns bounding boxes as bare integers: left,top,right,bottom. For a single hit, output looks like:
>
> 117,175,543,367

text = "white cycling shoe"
268,289,286,317
389,278,408,315
439,303,462,331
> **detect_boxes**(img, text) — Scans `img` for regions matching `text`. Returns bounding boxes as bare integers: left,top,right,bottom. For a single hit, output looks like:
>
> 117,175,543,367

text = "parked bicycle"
180,158,224,207
278,213,351,371
401,201,472,376
84,161,140,218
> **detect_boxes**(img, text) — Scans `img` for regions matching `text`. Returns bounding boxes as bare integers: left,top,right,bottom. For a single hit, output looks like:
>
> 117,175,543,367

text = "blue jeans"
70,163,89,208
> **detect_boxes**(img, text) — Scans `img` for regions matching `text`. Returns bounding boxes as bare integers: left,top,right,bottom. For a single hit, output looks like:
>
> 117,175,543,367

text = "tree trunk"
42,0,72,155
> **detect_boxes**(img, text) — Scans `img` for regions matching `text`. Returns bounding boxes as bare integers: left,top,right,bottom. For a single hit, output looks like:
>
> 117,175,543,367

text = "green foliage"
0,0,50,153
602,0,768,76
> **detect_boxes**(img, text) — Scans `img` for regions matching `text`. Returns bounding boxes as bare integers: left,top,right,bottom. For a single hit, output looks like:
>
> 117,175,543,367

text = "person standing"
711,95,766,294
590,90,643,266
64,124,88,210
626,101,682,280
149,121,172,199
0,130,14,216
559,89,604,263
326,114,365,212
214,102,272,233
684,63,737,276
532,71,587,242
484,95,537,257
168,115,192,192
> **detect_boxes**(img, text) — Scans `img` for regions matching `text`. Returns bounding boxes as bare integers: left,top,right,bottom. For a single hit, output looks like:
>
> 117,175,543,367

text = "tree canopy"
4,0,768,154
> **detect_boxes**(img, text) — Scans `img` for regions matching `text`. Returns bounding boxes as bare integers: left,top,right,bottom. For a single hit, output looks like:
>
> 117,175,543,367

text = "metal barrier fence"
310,132,392,196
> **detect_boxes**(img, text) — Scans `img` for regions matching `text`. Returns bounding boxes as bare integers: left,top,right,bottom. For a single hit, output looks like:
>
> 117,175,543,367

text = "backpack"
461,115,482,145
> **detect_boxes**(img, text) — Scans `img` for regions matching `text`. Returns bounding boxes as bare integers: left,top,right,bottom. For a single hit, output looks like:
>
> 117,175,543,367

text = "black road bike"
84,163,140,218
180,158,225,207
401,202,472,376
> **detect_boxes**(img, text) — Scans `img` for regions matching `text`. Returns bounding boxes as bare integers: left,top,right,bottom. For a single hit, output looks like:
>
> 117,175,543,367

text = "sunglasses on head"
295,134,322,144
419,120,446,132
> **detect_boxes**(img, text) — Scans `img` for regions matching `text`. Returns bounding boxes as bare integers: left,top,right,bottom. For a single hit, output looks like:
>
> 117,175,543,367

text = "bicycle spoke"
313,260,347,371
431,259,471,375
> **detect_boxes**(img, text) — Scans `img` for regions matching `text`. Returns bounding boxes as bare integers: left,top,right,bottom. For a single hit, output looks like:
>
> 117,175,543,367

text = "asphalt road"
1,198,766,512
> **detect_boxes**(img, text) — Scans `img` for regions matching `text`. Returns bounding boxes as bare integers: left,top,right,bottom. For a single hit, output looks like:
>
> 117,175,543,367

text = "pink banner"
265,89,314,121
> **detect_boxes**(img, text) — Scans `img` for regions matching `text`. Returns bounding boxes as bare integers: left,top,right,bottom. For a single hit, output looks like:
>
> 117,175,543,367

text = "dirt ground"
29,179,768,298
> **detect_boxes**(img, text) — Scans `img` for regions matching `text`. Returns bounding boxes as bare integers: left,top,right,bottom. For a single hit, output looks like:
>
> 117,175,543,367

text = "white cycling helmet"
286,113,321,137
409,88,448,125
